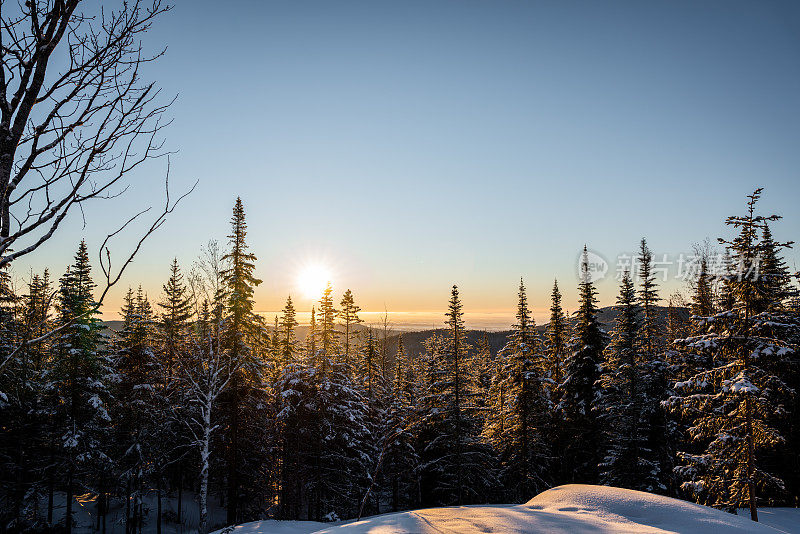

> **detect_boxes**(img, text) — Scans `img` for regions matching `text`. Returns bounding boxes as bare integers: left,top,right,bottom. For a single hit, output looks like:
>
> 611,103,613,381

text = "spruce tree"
638,239,661,356
758,223,795,310
275,356,371,521
114,286,160,533
339,289,363,365
560,246,605,483
596,271,662,491
361,328,382,399
418,285,494,505
380,334,420,512
219,197,267,525
545,279,569,390
317,282,338,363
666,189,796,519
307,306,317,364
636,239,674,493
474,332,494,403
279,296,299,366
757,224,800,504
0,265,31,529
485,279,550,500
50,242,110,534
158,258,193,378
692,256,714,318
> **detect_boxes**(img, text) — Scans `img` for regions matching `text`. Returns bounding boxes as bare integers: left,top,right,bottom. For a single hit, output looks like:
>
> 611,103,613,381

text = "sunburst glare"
296,263,332,300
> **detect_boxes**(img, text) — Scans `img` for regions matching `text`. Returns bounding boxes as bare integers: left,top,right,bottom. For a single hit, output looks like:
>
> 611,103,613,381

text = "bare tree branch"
0,0,176,267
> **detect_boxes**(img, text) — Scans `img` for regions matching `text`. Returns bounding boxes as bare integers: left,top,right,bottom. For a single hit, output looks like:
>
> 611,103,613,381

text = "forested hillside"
1,190,798,533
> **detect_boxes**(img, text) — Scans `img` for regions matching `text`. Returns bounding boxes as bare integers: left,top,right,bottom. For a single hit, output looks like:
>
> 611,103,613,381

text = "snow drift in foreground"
219,484,797,534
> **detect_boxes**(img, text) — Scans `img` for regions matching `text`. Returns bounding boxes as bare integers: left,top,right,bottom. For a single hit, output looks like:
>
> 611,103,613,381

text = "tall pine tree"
560,246,605,483
667,189,796,519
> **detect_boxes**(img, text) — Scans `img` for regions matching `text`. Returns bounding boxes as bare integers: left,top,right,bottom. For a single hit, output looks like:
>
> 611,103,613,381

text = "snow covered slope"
222,485,797,534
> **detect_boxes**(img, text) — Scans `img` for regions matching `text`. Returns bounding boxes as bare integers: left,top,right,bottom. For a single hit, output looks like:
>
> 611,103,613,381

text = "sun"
297,263,332,300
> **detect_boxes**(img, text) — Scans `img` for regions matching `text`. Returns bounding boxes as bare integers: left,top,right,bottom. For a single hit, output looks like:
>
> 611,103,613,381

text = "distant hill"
99,305,688,359
101,319,124,332
384,305,688,359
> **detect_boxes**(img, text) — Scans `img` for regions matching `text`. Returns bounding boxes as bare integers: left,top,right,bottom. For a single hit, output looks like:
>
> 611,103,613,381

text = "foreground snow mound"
212,519,329,534
311,484,785,533
522,484,782,533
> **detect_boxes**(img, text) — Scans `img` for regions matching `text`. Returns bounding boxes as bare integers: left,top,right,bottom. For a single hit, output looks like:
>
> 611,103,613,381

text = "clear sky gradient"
12,0,800,328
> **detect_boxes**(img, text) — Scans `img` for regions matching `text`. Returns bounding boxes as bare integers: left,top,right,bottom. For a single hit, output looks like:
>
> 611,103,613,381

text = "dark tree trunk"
226,379,240,525
746,397,759,522
125,479,132,534
47,470,54,525
177,465,183,525
96,488,102,531
66,465,73,534
157,477,163,534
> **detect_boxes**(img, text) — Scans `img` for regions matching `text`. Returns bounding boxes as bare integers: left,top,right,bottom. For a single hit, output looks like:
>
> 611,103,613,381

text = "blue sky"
14,0,800,327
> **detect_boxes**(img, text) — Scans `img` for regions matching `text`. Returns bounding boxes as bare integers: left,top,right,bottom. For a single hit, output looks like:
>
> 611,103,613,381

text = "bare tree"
0,0,174,262
188,240,227,313
0,1,193,369
174,310,233,534
0,0,181,266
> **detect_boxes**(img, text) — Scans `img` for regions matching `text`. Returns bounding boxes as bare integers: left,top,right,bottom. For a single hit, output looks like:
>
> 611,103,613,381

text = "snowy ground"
53,490,228,533
216,485,800,534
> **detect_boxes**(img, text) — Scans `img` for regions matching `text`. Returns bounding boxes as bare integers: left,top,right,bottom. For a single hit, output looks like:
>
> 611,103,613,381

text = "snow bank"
308,484,789,533
213,519,329,534
521,484,784,533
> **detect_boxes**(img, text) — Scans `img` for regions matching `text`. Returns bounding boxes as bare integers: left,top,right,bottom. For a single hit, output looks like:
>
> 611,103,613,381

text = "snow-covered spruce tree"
638,239,662,357
757,223,796,310
11,270,59,530
339,289,363,366
278,295,300,367
559,247,606,484
219,197,269,525
755,222,800,504
275,354,372,521
355,326,387,517
322,358,374,520
665,189,796,520
693,256,715,318
636,239,675,493
360,328,383,399
544,279,569,393
23,273,57,527
49,241,111,534
156,259,194,521
114,286,169,533
0,265,32,530
158,258,193,379
484,279,550,501
595,271,662,491
418,286,495,506
785,283,800,504
474,332,494,405
274,360,318,520
379,335,420,512
317,283,339,365
542,278,571,486
306,306,317,364
663,251,723,506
